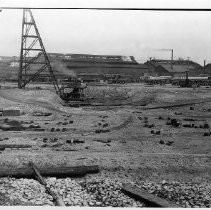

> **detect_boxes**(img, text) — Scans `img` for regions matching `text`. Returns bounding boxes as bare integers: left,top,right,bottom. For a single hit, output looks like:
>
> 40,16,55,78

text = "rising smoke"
52,60,76,78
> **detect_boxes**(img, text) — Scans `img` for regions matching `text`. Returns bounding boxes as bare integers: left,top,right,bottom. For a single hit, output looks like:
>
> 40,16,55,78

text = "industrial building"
49,53,149,83
145,59,202,78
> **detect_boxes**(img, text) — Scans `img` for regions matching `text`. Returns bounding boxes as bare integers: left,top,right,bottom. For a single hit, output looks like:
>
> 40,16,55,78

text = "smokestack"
203,60,206,72
171,49,173,69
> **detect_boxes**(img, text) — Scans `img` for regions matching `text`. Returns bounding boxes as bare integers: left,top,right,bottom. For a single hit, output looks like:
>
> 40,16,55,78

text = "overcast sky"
1,0,211,64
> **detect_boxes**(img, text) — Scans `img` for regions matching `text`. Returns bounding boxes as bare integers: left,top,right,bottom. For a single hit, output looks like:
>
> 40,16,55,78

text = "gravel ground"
0,178,53,206
0,177,145,207
135,180,211,208
0,86,210,207
0,176,210,207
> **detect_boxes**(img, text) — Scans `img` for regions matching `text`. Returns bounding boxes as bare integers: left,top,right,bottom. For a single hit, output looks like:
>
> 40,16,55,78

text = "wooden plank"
0,144,32,150
29,162,65,206
122,183,179,208
0,165,99,178
3,109,20,116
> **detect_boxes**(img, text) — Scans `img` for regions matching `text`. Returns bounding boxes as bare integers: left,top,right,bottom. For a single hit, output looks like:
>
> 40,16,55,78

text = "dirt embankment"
0,85,210,206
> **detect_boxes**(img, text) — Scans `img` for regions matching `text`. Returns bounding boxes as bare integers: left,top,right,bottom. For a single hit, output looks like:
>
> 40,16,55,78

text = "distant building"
145,59,202,78
10,61,19,67
48,53,149,82
0,56,16,62
204,64,211,76
47,53,64,59
77,73,103,83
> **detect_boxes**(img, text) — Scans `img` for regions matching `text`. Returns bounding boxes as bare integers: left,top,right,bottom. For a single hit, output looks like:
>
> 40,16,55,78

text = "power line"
1,7,211,11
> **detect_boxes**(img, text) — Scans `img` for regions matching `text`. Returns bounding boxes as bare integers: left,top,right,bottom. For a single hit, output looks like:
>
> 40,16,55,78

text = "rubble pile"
47,177,145,207
46,177,92,206
83,178,145,207
0,176,211,207
136,180,211,208
0,177,145,206
0,178,54,206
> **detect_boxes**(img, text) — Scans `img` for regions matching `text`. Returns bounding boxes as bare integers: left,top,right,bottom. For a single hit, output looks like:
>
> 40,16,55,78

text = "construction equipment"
18,9,86,102
60,78,87,101
172,73,211,87
179,71,192,87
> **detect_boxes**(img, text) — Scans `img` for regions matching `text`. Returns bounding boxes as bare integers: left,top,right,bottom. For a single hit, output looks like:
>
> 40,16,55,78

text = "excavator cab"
60,78,87,101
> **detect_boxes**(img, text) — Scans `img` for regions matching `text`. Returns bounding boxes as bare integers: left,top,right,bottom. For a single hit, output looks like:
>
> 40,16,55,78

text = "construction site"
0,6,210,208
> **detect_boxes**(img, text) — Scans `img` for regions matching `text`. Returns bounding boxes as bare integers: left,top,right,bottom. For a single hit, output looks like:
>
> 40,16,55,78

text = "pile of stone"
47,177,145,207
0,178,53,206
136,180,211,208
1,177,210,207
0,177,145,207
82,178,145,207
46,177,91,206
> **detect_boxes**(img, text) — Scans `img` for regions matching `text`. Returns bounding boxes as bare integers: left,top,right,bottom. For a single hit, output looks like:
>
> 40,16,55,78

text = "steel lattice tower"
18,9,60,95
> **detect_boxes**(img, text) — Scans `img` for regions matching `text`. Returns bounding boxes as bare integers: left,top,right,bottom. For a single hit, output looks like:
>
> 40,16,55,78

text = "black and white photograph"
0,0,210,207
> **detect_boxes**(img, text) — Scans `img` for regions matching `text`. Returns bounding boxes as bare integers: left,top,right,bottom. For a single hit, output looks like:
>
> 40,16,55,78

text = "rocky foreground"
0,177,210,207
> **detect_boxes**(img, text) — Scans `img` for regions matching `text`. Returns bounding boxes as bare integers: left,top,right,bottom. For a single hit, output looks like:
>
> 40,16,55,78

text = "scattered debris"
155,131,161,135
175,112,182,115
171,119,180,127
148,124,154,128
102,123,109,128
166,140,174,146
122,183,179,207
2,109,21,116
183,124,192,128
159,140,165,145
183,118,196,121
73,139,85,144
204,123,210,129
84,179,145,207
66,139,84,144
32,111,52,117
0,144,32,150
95,129,110,133
95,139,111,143
203,132,210,136
138,180,211,208
29,162,65,206
50,138,58,142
